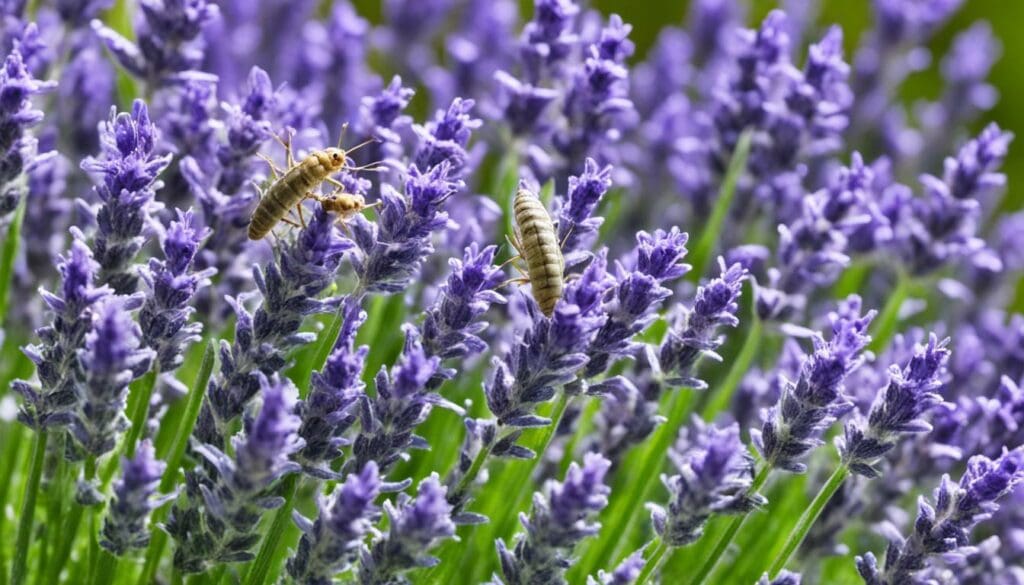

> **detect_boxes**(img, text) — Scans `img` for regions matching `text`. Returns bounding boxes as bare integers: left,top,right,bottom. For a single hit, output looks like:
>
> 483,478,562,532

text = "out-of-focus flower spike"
100,440,174,555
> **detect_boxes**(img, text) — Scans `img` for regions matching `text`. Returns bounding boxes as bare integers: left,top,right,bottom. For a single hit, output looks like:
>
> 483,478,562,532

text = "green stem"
45,495,84,584
0,198,25,328
10,431,47,585
93,551,118,585
698,313,762,419
767,464,850,578
688,128,753,282
635,538,669,585
243,474,301,585
688,464,771,585
868,274,911,353
137,341,215,585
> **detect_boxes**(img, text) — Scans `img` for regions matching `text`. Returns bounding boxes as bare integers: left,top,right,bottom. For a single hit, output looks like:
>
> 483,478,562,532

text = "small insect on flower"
248,127,380,240
505,186,565,317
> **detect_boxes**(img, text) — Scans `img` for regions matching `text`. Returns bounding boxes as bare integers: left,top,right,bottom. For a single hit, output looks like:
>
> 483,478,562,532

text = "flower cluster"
100,440,173,556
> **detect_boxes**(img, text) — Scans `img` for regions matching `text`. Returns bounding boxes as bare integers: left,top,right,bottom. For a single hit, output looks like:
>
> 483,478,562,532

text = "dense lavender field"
0,0,1022,583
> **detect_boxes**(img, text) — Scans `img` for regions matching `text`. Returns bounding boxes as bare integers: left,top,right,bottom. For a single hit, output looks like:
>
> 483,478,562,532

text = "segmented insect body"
513,188,564,317
320,191,371,223
248,147,347,240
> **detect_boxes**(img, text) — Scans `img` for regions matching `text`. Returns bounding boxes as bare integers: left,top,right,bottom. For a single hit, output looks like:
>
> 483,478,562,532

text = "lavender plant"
3,2,1024,585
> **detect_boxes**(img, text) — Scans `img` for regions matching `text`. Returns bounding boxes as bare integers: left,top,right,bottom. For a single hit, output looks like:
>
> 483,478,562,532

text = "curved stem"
243,474,301,585
137,341,215,585
767,464,849,578
868,274,911,353
688,128,753,282
0,198,25,329
688,464,771,585
101,366,161,486
635,538,669,585
10,430,47,585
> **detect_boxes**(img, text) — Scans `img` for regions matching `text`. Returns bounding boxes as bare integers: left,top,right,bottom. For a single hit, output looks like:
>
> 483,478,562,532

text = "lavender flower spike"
81,100,173,294
0,42,56,220
139,208,215,372
69,296,155,459
650,419,765,547
758,571,802,585
754,295,875,473
838,334,950,478
357,473,456,584
170,375,304,573
587,550,644,585
496,453,612,585
556,159,614,263
288,461,382,585
295,297,366,479
100,440,174,556
856,449,1024,585
13,240,111,430
196,203,351,446
658,258,747,388
413,96,481,178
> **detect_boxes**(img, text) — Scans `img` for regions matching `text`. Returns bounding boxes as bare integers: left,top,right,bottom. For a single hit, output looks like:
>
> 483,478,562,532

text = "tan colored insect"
248,130,379,240
505,187,565,317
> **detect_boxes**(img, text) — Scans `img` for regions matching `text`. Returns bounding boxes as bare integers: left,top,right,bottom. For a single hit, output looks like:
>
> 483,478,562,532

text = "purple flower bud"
660,259,747,388
758,570,802,585
92,0,219,86
413,97,481,179
839,334,950,478
14,240,112,429
650,419,765,547
357,75,415,169
350,162,462,295
520,0,580,84
100,440,173,555
856,449,1024,584
56,0,113,27
70,296,155,458
421,243,507,385
588,550,644,585
139,209,214,372
173,375,304,572
352,327,446,474
497,453,611,584
197,203,351,446
493,70,559,138
288,462,382,583
555,158,613,258
0,43,55,219
358,473,456,584
80,100,172,294
754,296,874,473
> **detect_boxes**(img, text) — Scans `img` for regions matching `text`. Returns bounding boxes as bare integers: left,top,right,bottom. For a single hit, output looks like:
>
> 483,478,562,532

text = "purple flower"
288,462,382,584
651,419,764,547
0,43,55,219
196,203,351,446
20,152,72,304
138,208,214,372
13,240,111,429
484,256,610,440
588,550,644,585
554,15,634,171
358,473,456,584
349,162,462,295
92,0,219,87
855,449,1024,585
413,97,481,179
100,440,174,555
420,243,507,386
80,100,172,294
754,296,874,473
69,296,156,458
493,70,560,138
688,0,745,66
496,453,611,585
296,297,365,479
171,374,304,573
356,75,415,171
583,228,690,379
351,326,450,474
520,0,580,84
901,123,1012,275
839,334,950,478
758,571,802,585
555,158,613,260
659,259,747,388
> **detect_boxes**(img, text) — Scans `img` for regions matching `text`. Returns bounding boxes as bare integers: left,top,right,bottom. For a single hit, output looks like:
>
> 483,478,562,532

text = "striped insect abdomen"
248,157,325,240
514,189,564,317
